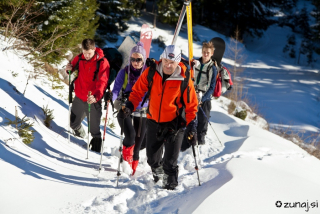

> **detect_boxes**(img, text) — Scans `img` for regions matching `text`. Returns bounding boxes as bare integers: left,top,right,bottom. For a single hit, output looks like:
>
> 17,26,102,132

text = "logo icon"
275,201,282,208
168,53,175,59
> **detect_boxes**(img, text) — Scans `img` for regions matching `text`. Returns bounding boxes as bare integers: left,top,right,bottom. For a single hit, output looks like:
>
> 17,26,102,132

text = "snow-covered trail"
194,103,320,214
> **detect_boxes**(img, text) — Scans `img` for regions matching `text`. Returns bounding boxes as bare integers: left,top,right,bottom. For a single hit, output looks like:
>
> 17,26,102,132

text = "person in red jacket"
66,39,110,152
121,45,198,190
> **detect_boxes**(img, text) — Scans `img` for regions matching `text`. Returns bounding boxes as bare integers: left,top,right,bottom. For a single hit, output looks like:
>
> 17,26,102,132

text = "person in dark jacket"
66,39,110,153
112,42,148,175
181,41,217,151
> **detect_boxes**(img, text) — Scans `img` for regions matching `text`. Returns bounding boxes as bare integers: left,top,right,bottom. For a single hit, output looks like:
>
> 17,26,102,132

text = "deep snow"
1,3,320,213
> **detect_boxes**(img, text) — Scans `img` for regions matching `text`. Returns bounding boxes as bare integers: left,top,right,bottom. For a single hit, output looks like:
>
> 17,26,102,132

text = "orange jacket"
128,61,198,125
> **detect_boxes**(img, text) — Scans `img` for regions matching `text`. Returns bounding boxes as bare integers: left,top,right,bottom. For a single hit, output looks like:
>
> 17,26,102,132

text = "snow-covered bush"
41,105,54,128
5,116,35,145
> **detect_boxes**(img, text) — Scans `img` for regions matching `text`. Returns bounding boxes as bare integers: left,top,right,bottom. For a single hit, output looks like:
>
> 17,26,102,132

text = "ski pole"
99,100,110,172
171,0,190,45
199,106,222,146
87,91,91,159
116,117,125,187
68,70,71,144
66,53,73,144
190,143,201,186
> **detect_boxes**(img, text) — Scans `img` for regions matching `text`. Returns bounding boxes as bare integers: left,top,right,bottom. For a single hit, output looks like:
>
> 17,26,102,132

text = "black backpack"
102,47,123,89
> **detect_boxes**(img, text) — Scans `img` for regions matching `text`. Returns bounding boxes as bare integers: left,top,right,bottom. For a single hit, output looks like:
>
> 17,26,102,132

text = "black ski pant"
197,100,211,144
117,114,147,160
70,96,102,138
146,118,184,179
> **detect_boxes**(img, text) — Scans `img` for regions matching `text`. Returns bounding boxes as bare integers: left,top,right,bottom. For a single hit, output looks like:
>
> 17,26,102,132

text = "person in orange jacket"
121,45,198,190
66,39,110,153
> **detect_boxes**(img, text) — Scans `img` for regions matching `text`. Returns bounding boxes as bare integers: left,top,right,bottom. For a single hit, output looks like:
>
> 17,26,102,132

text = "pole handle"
88,91,92,111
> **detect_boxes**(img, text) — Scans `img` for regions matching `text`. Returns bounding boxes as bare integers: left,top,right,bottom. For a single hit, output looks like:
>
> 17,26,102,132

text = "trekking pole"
199,106,222,146
190,143,201,186
87,91,92,159
66,53,73,144
99,100,110,172
116,117,125,187
68,71,71,144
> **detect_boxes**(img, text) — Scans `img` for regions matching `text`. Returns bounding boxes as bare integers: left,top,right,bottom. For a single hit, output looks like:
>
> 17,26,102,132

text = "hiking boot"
198,133,206,145
74,125,86,139
89,137,102,153
152,166,164,183
163,173,178,190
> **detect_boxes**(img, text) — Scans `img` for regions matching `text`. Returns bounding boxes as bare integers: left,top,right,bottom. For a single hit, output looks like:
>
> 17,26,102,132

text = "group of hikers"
66,38,218,190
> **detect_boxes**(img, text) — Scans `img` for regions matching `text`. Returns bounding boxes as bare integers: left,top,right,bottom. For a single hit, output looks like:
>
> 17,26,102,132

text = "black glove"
186,119,197,146
187,131,197,146
117,106,131,119
104,90,113,102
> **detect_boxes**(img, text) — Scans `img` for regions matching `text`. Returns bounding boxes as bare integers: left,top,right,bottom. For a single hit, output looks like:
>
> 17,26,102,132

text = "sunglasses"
130,57,143,63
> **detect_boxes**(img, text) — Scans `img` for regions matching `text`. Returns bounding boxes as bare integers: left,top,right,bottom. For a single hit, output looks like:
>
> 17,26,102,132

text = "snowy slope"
1,5,320,213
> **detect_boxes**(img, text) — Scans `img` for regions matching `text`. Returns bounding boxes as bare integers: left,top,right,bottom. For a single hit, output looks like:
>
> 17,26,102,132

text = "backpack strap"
205,62,214,86
179,63,190,106
73,53,84,73
141,59,157,107
92,57,105,81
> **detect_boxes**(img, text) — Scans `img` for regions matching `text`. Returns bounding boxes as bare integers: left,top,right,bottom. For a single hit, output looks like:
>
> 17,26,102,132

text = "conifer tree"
96,0,144,43
311,0,320,54
157,0,180,25
34,0,99,63
198,0,275,39
0,0,100,64
5,116,35,145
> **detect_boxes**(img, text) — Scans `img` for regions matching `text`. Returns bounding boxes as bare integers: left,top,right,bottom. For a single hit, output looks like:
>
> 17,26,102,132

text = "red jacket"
128,61,198,125
71,48,110,102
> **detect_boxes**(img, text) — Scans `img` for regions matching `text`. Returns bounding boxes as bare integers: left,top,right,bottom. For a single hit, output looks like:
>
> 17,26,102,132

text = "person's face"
130,53,144,69
82,48,96,60
202,47,214,63
162,58,179,75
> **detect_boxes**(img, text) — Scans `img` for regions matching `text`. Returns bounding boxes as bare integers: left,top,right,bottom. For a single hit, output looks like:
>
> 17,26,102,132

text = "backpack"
213,62,233,98
141,58,191,128
102,47,123,89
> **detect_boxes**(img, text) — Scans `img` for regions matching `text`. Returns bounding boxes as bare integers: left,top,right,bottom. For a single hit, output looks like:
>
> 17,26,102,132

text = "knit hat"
130,41,147,64
127,41,147,84
160,45,181,62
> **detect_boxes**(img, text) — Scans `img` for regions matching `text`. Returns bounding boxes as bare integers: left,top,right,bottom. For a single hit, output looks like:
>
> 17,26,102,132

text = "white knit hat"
160,45,181,62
